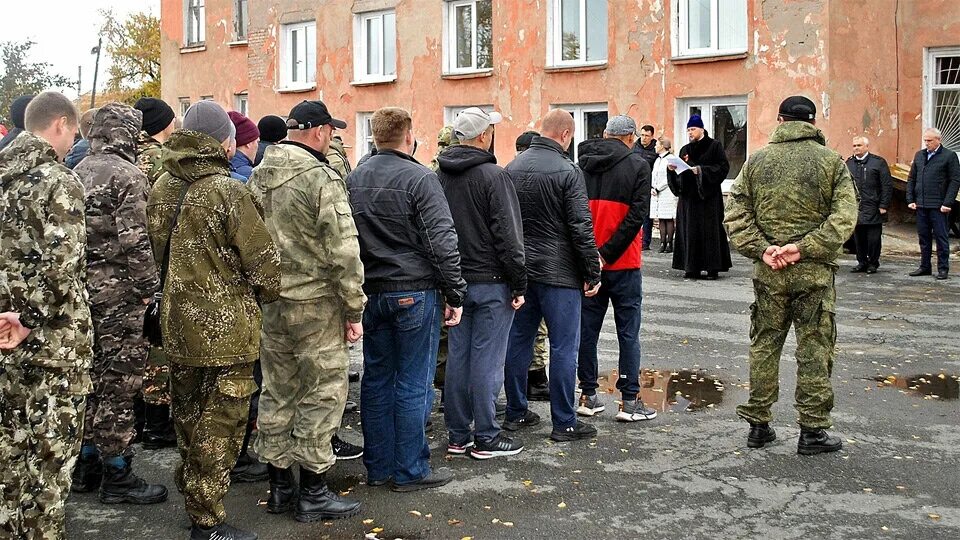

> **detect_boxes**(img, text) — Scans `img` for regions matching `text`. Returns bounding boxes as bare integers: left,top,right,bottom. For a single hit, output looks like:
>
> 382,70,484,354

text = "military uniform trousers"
142,346,170,405
253,297,348,475
171,361,256,528
737,262,838,429
84,300,148,457
0,363,88,540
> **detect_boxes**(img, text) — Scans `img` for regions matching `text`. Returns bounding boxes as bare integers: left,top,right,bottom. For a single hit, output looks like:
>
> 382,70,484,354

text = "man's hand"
0,313,31,350
776,244,801,265
584,282,601,298
941,205,952,214
444,305,463,327
908,202,917,210
762,245,785,270
511,296,525,310
879,208,887,215
345,322,363,343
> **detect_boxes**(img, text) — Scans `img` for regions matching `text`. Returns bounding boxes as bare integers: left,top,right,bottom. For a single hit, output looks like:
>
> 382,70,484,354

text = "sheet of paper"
665,154,692,173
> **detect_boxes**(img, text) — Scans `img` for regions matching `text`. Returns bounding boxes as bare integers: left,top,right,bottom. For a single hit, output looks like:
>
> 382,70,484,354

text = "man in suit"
906,128,960,280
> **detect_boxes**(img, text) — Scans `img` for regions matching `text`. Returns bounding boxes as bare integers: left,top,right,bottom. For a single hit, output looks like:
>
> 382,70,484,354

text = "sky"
3,0,160,97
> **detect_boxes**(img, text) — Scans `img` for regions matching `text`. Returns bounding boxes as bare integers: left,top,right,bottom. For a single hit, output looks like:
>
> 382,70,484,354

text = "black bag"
143,184,190,347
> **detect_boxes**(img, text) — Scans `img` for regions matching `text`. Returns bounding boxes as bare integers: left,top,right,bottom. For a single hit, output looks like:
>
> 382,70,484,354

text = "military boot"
797,427,843,455
190,523,257,540
71,452,102,493
99,456,169,504
527,368,550,402
266,464,298,514
746,423,776,448
295,468,362,522
142,403,178,450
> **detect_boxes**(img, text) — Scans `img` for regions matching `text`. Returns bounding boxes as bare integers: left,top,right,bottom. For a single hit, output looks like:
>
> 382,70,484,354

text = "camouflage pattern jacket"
147,130,281,366
75,103,159,307
429,125,459,172
137,132,164,187
248,141,366,322
0,132,94,370
326,138,352,180
725,121,857,267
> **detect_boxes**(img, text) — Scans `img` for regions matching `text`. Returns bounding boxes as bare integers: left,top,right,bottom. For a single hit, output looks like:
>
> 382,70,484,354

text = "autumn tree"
100,9,161,104
0,40,72,124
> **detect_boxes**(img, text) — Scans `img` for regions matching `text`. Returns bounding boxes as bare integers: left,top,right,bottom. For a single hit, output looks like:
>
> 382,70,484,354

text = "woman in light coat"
651,137,678,252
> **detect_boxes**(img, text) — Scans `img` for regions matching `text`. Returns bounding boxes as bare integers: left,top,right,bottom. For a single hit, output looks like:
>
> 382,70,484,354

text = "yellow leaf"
448,519,463,526
461,537,474,540
409,510,422,517
372,527,384,533
492,518,501,524
425,513,433,519
363,519,374,525
503,521,515,527
928,514,941,520
557,502,567,508
522,480,533,487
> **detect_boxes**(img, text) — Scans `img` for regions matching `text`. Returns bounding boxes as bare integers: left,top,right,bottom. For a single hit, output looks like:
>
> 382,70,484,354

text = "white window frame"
673,0,748,59
233,0,249,42
184,0,205,46
443,0,493,74
280,21,317,90
675,96,748,192
235,93,248,117
547,0,608,68
552,103,608,161
353,10,397,84
444,104,495,127
179,98,191,117
356,112,375,162
923,46,960,153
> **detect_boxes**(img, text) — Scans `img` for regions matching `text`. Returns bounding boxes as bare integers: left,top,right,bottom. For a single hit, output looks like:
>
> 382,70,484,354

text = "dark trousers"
578,270,643,400
853,223,883,269
641,217,653,249
916,208,951,273
504,283,581,429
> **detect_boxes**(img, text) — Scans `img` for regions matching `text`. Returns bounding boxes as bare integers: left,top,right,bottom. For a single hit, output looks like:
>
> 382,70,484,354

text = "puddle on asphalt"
873,373,959,400
600,368,724,412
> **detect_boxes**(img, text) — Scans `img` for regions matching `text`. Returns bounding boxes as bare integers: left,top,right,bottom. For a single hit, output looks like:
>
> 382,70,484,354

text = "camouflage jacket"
147,130,281,366
75,103,159,306
0,132,94,370
137,131,164,187
724,121,857,267
248,142,366,322
429,125,459,172
326,138,352,180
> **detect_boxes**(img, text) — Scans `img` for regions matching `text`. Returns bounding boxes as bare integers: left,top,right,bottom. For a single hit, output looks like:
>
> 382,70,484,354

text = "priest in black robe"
666,115,733,279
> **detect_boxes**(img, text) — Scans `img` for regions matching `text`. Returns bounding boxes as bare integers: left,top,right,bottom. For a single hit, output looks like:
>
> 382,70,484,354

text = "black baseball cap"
778,96,817,121
286,100,347,130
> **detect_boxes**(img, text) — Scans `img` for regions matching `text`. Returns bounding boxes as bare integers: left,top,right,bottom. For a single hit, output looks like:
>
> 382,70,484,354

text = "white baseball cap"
453,107,503,141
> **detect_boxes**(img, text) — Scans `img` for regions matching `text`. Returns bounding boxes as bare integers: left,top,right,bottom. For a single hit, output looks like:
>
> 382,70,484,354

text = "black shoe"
797,428,843,455
909,267,932,277
746,423,777,448
850,265,866,273
495,400,506,418
502,410,541,432
683,272,700,279
390,469,454,493
190,523,257,540
425,419,434,433
550,420,597,442
295,468,361,522
142,403,178,450
332,435,363,460
665,241,673,253
367,476,391,487
99,457,168,505
658,242,667,253
865,265,878,274
71,453,103,493
642,245,652,251
936,271,949,280
266,464,298,514
470,434,524,460
231,453,269,483
348,370,360,383
705,271,719,280
527,368,551,402
343,400,358,413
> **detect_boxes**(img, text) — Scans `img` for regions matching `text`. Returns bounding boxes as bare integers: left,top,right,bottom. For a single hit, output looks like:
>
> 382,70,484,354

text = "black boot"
266,464,298,514
99,456,168,504
526,368,550,402
142,403,178,450
295,468,362,522
658,240,667,253
231,420,268,483
71,452,102,493
797,427,843,455
746,423,776,448
665,241,673,253
190,523,257,540
132,396,145,444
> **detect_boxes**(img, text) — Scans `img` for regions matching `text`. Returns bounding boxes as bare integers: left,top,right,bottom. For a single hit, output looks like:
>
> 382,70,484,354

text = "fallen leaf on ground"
503,521,515,527
928,514,941,520
522,480,533,487
363,519,374,525
448,519,463,526
409,510,422,517
557,502,567,509
372,527,384,533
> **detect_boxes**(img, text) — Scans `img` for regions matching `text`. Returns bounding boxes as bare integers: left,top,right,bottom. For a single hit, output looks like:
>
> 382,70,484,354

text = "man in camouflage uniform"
431,126,459,390
72,103,168,504
326,134,352,180
248,100,363,522
0,91,92,539
147,100,280,540
724,96,857,455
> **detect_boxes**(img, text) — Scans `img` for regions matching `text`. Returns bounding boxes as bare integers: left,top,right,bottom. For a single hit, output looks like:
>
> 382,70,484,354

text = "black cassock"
667,133,733,274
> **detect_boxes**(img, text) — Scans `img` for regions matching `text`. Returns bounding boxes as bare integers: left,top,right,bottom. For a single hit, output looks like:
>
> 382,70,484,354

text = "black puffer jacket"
438,145,526,296
347,148,467,307
505,137,600,289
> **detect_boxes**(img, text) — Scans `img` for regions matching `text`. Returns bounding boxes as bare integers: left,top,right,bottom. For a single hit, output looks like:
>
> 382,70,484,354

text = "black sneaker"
470,434,524,460
501,410,541,432
390,469,454,493
550,420,597,442
190,523,257,540
332,435,363,460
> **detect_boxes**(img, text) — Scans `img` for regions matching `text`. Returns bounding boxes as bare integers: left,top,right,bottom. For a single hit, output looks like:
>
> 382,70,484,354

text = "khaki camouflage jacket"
248,142,366,322
137,131,164,187
0,132,94,371
725,121,857,267
147,130,281,366
75,103,159,306
326,138,352,180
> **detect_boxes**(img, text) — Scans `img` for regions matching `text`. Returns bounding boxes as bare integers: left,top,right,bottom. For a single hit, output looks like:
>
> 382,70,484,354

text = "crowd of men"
0,88,957,540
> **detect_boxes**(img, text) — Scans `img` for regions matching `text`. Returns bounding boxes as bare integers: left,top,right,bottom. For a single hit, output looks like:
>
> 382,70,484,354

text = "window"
444,0,492,73
444,104,495,126
234,0,249,41
553,104,608,161
675,0,747,58
925,47,960,152
281,21,317,89
200,95,214,101
179,98,191,117
356,112,375,162
676,97,748,192
354,10,397,83
184,0,205,46
548,0,607,67
235,93,248,117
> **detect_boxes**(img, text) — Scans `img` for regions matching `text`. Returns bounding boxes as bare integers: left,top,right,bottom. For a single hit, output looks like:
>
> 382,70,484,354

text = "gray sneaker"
616,398,657,422
576,393,605,417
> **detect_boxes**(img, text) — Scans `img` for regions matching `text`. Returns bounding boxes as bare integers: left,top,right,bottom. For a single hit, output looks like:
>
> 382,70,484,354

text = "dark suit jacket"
906,146,960,209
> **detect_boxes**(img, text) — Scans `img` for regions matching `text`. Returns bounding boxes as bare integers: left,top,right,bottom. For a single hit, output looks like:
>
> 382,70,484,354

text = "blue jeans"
444,283,515,443
504,283,581,429
642,217,653,249
916,208,950,273
360,290,441,485
578,270,643,400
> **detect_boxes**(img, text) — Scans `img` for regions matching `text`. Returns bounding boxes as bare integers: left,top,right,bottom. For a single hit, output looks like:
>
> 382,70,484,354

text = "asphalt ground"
66,251,959,540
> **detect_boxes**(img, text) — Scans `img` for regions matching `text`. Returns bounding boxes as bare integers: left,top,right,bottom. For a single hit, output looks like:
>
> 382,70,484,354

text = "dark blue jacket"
230,151,254,182
65,139,90,169
906,146,960,209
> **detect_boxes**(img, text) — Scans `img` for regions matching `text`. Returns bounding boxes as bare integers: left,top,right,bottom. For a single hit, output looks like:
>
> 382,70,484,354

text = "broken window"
355,10,397,83
676,0,747,58
445,0,493,73
553,104,608,161
929,50,960,152
281,21,317,89
549,0,607,66
184,0,205,46
234,0,249,41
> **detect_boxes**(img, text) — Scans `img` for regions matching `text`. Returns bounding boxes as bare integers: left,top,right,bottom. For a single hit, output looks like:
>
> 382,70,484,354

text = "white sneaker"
616,399,658,422
576,394,605,416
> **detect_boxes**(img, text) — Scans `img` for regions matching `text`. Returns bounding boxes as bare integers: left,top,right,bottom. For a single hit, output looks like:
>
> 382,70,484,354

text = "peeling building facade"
161,0,960,181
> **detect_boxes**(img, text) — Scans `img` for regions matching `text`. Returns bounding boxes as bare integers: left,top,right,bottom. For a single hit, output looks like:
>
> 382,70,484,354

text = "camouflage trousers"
142,346,170,405
84,301,148,457
253,297,348,474
171,361,255,528
0,363,89,540
737,263,837,429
